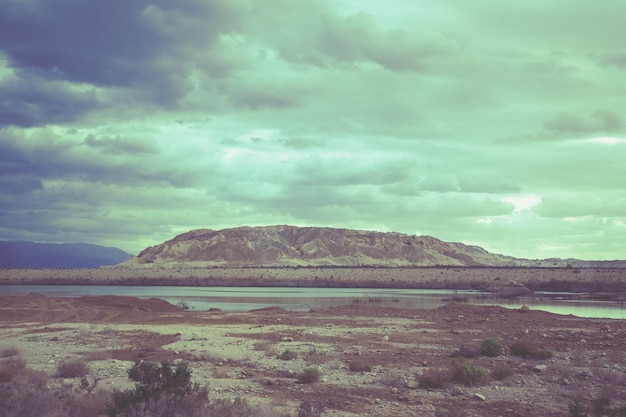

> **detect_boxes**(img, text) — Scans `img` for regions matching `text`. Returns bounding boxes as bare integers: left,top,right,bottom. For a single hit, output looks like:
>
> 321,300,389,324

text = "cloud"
543,111,623,135
0,73,102,127
83,134,160,155
499,110,625,143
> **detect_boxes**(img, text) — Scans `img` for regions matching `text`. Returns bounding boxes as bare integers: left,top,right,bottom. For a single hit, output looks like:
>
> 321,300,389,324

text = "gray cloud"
0,0,625,259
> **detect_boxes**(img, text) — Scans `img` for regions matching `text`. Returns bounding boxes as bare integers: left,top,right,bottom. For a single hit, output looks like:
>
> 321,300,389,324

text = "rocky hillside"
123,225,542,267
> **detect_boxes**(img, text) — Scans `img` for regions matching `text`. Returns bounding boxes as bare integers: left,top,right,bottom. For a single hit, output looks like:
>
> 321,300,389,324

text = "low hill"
123,225,540,267
0,241,133,269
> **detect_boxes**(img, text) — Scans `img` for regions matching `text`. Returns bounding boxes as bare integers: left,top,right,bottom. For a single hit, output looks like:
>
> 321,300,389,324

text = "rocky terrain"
1,294,625,417
121,226,625,268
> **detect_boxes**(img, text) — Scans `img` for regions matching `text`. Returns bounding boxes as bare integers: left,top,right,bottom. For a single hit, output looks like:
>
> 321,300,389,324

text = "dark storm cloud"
0,75,102,127
0,0,241,123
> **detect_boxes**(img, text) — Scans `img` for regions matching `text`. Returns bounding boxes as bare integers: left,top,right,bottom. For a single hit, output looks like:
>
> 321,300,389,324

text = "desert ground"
1,288,625,417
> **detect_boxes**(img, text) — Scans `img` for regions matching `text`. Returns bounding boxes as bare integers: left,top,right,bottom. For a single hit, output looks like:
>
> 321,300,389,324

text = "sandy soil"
1,293,625,417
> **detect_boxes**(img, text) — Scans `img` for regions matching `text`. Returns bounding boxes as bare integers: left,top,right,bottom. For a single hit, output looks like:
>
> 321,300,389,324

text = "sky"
0,0,625,260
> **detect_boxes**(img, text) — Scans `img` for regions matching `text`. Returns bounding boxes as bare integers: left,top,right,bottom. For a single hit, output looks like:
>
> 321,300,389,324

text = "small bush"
510,341,553,360
418,369,450,389
348,359,372,372
56,360,89,378
277,349,298,361
108,360,207,417
450,358,488,386
298,399,325,417
297,367,321,384
479,338,502,357
0,355,26,382
451,345,478,359
208,397,254,417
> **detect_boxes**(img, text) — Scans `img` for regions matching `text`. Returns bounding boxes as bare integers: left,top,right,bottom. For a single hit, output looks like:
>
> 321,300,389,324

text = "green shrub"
297,367,321,384
108,360,207,417
0,355,26,382
510,341,553,360
277,349,298,361
56,359,89,378
450,358,488,386
479,338,502,357
348,359,372,372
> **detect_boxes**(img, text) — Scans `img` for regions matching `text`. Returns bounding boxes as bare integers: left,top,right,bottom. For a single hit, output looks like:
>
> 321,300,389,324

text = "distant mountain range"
122,225,625,268
0,241,133,269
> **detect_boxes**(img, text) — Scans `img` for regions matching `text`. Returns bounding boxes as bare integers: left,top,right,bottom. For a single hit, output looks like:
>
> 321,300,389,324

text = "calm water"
0,285,624,319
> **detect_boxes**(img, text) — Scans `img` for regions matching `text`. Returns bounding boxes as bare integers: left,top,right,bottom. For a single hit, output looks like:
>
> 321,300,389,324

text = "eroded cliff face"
123,225,527,267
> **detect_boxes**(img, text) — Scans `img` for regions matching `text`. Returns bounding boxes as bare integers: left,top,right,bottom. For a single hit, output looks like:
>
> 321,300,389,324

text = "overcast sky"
1,0,625,259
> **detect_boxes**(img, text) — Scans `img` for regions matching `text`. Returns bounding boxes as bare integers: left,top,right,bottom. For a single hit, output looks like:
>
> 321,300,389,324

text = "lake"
0,285,624,319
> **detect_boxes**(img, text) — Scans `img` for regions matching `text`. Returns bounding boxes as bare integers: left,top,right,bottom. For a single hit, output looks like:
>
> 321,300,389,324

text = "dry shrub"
56,359,89,378
0,347,20,358
479,338,503,357
418,368,450,389
510,341,553,360
297,367,321,384
348,359,372,372
277,349,298,361
0,355,26,382
450,358,489,386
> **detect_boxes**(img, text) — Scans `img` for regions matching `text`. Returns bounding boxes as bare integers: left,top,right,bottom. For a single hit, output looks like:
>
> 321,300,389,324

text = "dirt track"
1,294,625,416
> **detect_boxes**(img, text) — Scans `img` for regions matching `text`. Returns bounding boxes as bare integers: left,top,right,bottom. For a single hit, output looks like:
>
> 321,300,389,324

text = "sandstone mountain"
122,225,551,267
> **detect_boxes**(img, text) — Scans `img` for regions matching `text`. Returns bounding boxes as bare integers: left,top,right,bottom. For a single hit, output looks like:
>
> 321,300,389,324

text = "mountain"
0,241,133,269
123,225,545,267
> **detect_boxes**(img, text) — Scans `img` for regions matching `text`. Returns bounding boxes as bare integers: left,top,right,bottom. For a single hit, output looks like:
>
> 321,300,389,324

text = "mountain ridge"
122,225,618,268
0,241,133,269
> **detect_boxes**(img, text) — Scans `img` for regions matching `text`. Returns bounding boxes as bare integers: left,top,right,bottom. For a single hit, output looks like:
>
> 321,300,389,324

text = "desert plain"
1,267,625,417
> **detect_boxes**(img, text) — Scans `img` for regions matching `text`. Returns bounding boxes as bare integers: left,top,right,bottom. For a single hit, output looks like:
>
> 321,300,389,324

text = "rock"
519,305,530,313
532,365,547,373
281,336,294,342
474,393,486,401
382,335,389,341
600,325,611,332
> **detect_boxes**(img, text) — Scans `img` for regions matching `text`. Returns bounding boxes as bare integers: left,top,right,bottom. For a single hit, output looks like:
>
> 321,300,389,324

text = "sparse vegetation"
479,338,502,357
569,396,626,417
56,359,89,378
297,366,321,384
510,340,553,360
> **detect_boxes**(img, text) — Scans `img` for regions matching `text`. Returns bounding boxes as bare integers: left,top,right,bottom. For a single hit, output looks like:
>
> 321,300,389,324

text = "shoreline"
2,266,626,294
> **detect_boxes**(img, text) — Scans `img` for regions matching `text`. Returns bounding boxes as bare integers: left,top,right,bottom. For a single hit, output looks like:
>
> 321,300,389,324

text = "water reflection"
0,285,624,319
